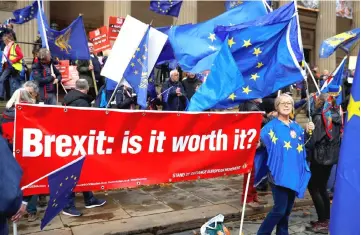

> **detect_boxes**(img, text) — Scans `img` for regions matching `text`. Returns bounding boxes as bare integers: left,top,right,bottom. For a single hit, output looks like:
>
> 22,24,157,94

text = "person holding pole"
256,94,315,235
32,48,61,105
76,42,100,101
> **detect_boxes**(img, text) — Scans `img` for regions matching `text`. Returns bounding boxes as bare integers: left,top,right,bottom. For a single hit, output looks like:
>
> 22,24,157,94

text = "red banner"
108,16,125,40
89,26,111,54
14,104,263,196
54,60,69,81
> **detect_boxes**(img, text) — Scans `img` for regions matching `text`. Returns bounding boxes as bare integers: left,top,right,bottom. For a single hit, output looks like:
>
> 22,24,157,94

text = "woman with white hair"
257,94,315,235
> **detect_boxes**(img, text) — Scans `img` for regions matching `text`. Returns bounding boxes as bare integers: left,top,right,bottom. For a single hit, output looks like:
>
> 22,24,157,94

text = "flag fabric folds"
41,156,85,230
186,37,244,111
320,56,347,105
212,2,304,109
149,0,183,17
37,9,90,60
330,51,360,235
168,0,268,73
319,28,360,58
123,27,150,109
9,0,39,25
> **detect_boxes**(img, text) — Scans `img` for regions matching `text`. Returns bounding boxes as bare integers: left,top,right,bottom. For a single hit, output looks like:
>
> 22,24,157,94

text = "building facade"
0,0,359,72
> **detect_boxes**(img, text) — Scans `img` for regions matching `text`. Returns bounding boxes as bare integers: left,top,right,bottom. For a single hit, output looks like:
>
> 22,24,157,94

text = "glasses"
279,102,292,106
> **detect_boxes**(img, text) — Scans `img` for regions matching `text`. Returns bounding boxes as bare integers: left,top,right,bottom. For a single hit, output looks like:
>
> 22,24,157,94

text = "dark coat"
306,107,342,165
32,60,62,98
115,85,136,109
161,79,187,111
63,89,93,107
182,77,201,100
77,56,102,88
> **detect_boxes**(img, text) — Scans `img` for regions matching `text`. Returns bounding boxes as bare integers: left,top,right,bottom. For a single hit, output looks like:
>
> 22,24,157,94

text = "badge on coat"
290,130,297,139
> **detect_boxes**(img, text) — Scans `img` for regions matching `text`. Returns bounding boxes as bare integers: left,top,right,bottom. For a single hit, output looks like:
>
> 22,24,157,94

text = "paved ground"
175,207,318,235
11,175,313,235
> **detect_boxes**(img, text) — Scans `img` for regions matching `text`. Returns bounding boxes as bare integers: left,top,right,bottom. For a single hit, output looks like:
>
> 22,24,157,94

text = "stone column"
174,0,197,25
14,0,38,64
351,1,360,56
103,1,131,26
315,1,336,71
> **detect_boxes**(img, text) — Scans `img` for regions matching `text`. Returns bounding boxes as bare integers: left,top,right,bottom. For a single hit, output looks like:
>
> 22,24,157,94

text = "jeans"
308,162,333,222
257,185,296,235
24,195,38,214
64,191,94,210
43,93,57,105
0,68,14,99
0,215,8,235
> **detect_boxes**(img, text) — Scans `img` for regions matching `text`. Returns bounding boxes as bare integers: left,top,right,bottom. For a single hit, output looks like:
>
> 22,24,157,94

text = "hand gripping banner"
14,104,263,196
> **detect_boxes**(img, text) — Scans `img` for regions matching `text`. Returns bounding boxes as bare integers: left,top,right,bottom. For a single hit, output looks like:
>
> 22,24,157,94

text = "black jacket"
161,79,187,111
63,89,93,107
32,60,62,97
182,77,201,100
306,107,342,165
77,56,102,88
115,85,136,109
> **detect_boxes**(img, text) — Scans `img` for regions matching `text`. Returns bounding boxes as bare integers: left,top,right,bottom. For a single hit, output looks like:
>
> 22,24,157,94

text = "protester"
306,91,342,233
238,98,269,209
62,79,106,216
161,69,187,111
319,70,330,88
256,94,314,235
182,72,201,100
115,85,136,109
32,48,61,105
0,33,24,100
77,42,102,100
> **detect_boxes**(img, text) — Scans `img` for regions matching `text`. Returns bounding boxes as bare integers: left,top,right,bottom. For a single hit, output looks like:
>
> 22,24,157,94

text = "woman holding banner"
256,94,314,235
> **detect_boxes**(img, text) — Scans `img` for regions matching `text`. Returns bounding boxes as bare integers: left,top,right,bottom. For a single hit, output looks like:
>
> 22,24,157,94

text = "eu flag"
213,2,304,109
330,51,360,235
187,37,244,111
37,9,90,60
9,0,39,25
168,0,268,73
147,70,157,99
123,27,150,109
320,56,347,105
225,0,271,11
320,28,360,58
155,26,176,65
41,156,85,230
149,0,183,17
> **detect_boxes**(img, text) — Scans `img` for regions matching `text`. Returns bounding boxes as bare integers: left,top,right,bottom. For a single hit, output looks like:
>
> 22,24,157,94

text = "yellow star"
60,183,63,187
242,86,252,95
131,62,135,67
250,73,260,81
297,144,303,153
53,199,56,202
136,47,140,52
142,55,147,60
347,94,360,121
208,33,216,42
228,93,236,101
228,37,236,48
74,176,77,180
253,47,262,56
71,175,74,178
268,129,274,138
272,135,278,144
284,141,292,150
256,62,264,68
134,70,139,75
242,39,252,48
132,54,135,59
65,177,68,180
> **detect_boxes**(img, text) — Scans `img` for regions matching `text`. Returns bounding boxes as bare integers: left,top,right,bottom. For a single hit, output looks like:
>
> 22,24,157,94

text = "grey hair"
6,88,35,109
38,48,51,60
274,93,294,111
76,79,89,90
170,69,179,77
23,81,39,94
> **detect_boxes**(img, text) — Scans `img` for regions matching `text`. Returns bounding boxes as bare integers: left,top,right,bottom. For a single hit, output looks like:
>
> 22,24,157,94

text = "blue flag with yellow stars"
41,156,85,230
37,9,90,60
123,27,150,109
149,0,183,17
330,51,360,235
212,2,304,109
320,28,360,58
9,0,39,25
321,56,347,105
168,0,268,73
225,0,272,11
260,118,311,198
187,36,244,111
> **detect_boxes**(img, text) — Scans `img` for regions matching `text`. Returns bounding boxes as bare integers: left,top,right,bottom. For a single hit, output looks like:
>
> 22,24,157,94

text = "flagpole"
239,172,251,235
